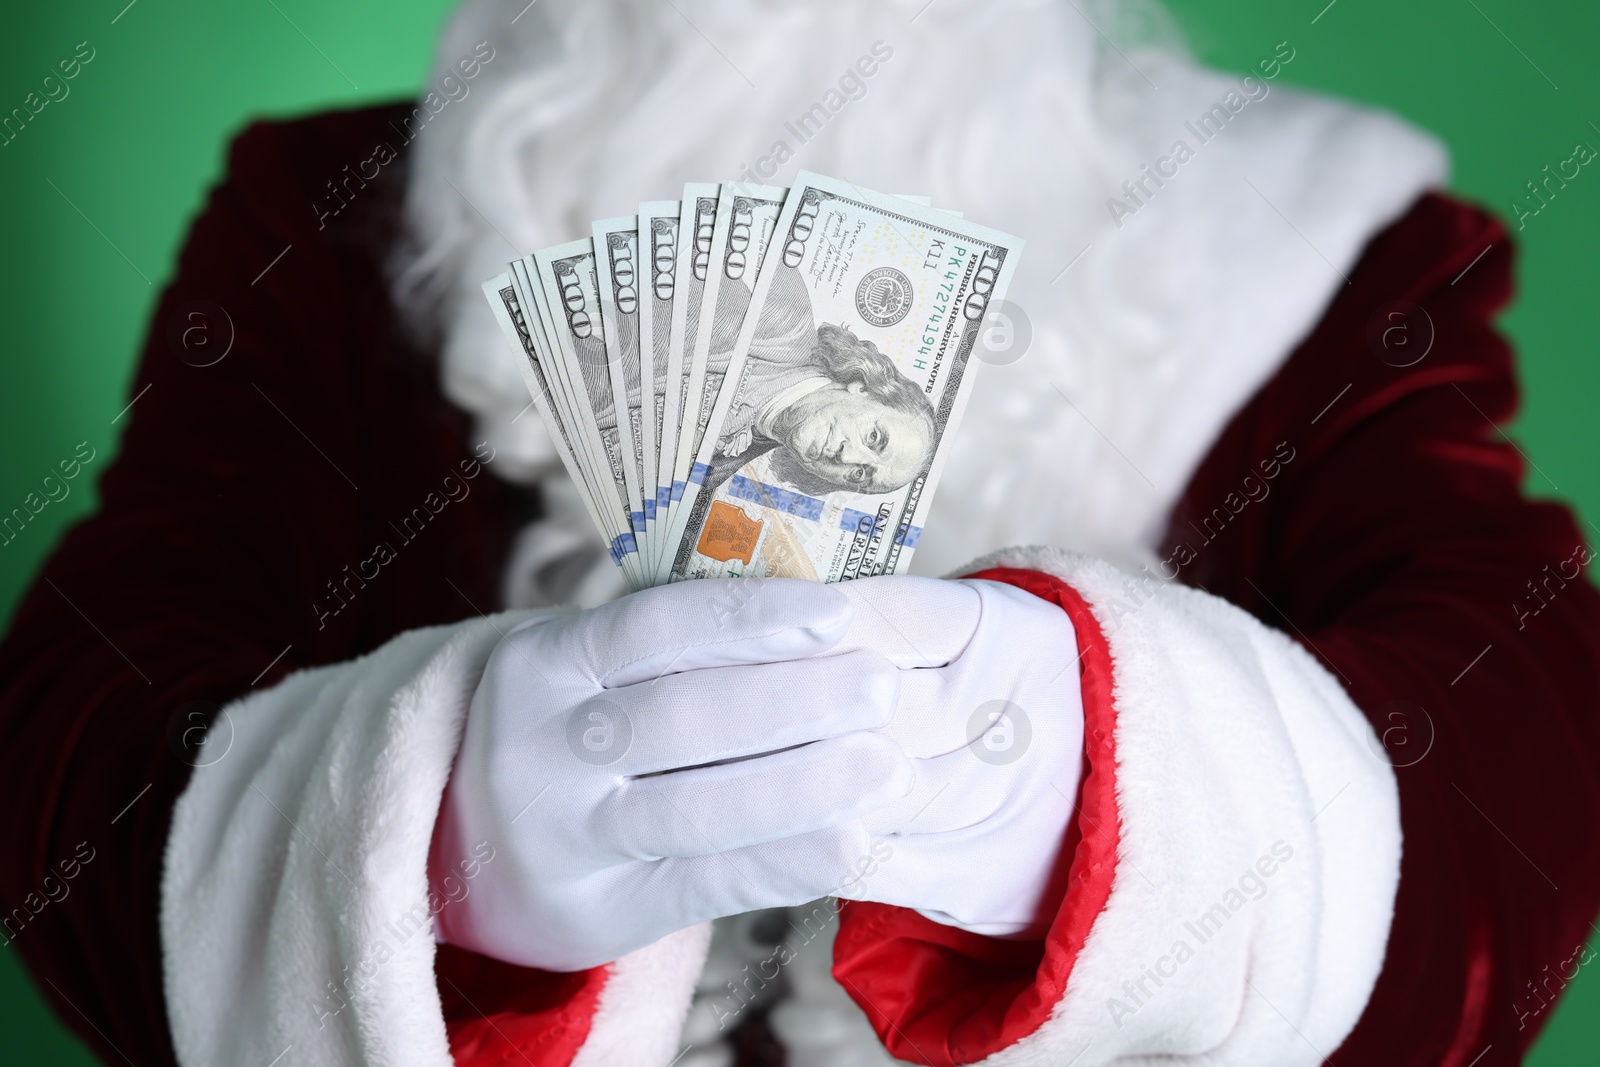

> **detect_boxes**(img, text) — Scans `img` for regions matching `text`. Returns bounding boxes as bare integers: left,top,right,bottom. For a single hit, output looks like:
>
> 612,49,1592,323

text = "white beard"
394,0,1445,586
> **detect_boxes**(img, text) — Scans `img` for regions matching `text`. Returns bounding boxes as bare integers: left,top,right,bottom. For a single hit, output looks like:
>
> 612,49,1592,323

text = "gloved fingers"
860,745,1017,836
880,662,1065,761
848,822,1072,936
597,733,911,858
633,822,876,921
604,649,900,775
956,577,1082,659
878,666,972,757
878,578,1084,756
831,836,934,910
828,575,981,668
520,578,853,686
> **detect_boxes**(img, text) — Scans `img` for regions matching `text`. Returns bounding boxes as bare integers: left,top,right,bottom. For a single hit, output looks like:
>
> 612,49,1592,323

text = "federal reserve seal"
855,267,913,327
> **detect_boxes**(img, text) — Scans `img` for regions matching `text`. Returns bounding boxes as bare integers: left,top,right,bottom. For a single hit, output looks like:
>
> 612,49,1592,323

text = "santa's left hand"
830,575,1085,937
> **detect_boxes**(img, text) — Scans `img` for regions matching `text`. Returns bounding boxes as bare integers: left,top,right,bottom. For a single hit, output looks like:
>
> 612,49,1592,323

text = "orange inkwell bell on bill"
697,500,763,565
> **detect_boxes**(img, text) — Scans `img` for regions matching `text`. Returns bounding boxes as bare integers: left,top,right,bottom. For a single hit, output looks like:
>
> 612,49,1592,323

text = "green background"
0,0,1594,1061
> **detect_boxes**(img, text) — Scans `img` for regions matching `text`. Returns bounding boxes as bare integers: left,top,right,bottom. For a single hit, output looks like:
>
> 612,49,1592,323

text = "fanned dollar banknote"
482,171,1023,592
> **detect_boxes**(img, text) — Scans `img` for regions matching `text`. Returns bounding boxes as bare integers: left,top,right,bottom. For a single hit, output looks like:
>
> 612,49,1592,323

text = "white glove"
430,578,912,972
832,576,1086,938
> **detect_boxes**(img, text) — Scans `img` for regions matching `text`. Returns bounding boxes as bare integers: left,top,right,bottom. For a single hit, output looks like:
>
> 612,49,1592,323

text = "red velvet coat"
1,104,1596,1067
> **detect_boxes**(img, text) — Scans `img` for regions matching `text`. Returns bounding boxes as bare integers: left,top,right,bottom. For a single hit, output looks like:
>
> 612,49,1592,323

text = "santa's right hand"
430,578,909,972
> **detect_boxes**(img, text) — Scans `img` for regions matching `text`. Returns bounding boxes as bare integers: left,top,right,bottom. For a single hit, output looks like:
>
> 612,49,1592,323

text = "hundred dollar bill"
669,172,1024,582
592,216,652,570
532,240,645,588
481,273,624,582
638,199,680,575
653,184,719,579
655,181,788,583
510,255,630,572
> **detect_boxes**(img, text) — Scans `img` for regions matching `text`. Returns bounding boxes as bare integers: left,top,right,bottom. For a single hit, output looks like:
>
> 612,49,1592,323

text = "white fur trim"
163,545,1399,1066
161,610,714,1067
572,923,712,1067
953,547,1401,1065
161,619,512,1066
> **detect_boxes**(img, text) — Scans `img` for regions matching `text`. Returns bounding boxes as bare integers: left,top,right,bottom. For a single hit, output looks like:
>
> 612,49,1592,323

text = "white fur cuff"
162,617,516,1067
957,548,1400,1066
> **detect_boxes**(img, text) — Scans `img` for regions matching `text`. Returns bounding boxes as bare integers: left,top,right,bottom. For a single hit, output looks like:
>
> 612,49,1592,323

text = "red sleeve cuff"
436,944,606,1067
832,567,1122,1065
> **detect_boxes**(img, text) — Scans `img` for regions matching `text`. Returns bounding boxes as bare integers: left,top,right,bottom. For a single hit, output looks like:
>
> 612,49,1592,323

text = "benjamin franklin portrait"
701,263,935,499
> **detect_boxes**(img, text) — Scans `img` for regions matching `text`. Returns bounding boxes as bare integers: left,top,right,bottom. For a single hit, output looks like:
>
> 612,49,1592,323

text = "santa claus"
2,1,1597,1065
